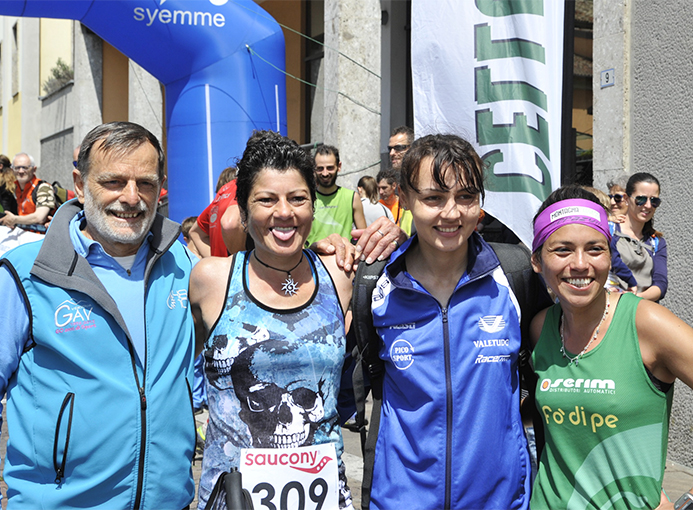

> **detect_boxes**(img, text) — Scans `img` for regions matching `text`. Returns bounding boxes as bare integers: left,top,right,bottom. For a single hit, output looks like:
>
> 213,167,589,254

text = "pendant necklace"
560,290,611,366
253,251,304,296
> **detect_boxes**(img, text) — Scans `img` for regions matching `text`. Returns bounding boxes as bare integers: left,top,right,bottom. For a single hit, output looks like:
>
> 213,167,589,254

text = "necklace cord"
253,251,304,275
560,291,611,366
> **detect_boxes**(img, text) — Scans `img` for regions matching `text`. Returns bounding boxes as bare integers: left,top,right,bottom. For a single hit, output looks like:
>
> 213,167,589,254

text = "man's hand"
353,216,407,264
310,234,357,273
0,211,17,228
310,217,407,271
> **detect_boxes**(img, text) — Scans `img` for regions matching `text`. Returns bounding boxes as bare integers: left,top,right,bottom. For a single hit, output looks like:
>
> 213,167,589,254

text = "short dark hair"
399,134,485,202
532,185,607,257
390,126,414,145
235,130,316,219
216,166,237,193
78,122,165,182
376,168,397,186
314,144,340,165
181,216,198,238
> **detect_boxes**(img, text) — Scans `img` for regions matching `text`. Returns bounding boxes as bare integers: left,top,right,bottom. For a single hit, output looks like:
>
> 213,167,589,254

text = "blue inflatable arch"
0,0,287,222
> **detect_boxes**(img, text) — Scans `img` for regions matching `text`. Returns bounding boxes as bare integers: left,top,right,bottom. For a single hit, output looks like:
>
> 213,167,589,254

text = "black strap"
488,242,552,460
351,258,387,507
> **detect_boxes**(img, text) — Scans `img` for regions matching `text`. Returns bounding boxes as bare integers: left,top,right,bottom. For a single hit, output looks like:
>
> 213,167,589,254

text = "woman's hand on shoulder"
636,299,693,388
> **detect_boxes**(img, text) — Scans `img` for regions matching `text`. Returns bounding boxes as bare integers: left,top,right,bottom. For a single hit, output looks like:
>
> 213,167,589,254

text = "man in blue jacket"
0,122,196,509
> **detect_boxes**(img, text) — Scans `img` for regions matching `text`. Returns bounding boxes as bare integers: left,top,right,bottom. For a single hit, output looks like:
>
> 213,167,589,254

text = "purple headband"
532,198,611,252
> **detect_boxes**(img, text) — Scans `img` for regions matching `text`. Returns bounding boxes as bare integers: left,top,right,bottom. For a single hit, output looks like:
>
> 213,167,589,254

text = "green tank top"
305,187,355,246
531,293,672,510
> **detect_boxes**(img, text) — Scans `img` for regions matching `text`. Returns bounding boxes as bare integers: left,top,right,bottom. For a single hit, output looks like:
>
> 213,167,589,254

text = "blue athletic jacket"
0,201,196,509
370,233,531,510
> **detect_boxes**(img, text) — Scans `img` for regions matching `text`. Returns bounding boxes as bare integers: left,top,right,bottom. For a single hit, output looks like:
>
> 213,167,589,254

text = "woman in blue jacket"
365,134,531,510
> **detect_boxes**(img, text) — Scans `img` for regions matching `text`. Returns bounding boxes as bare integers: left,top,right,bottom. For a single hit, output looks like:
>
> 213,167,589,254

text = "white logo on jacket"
477,315,506,333
54,299,96,333
389,339,415,370
167,289,189,309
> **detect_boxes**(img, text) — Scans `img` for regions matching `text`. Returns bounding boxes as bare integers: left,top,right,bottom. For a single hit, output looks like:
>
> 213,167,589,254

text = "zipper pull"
139,387,147,410
442,307,448,323
55,468,63,484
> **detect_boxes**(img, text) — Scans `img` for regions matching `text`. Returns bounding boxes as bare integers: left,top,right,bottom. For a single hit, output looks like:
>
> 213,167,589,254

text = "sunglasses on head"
633,195,662,208
608,193,625,203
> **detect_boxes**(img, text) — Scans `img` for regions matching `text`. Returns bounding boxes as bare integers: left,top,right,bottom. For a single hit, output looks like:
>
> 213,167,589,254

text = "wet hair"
626,172,662,238
376,168,397,186
216,167,237,193
390,126,414,145
399,134,485,202
235,130,316,219
358,175,379,203
181,216,197,238
532,185,608,257
314,144,340,165
78,122,165,182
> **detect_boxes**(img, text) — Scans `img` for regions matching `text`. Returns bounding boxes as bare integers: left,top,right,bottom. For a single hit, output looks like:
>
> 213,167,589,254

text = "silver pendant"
281,275,299,296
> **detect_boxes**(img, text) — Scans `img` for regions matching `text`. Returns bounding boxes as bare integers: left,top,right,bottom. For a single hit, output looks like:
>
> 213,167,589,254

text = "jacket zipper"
126,340,147,510
53,392,75,484
133,261,157,510
441,307,453,510
186,379,198,465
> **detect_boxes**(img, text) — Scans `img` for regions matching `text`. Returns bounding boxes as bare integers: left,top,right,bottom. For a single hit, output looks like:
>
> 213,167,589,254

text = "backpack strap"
488,242,553,460
351,257,387,509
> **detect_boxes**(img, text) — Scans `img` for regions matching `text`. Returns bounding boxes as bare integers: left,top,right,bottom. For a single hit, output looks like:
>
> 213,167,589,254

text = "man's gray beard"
83,185,157,247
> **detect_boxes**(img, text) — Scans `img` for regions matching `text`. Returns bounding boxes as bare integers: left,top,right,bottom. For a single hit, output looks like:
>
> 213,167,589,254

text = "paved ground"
2,401,692,509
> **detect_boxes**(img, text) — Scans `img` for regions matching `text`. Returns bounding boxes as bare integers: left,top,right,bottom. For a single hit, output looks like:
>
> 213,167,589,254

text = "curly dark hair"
399,134,485,202
235,130,316,219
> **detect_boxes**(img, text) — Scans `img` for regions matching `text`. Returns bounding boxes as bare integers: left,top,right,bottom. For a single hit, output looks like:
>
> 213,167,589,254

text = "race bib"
240,443,339,510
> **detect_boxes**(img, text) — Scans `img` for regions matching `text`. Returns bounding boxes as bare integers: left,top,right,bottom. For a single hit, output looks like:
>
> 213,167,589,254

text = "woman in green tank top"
528,185,693,510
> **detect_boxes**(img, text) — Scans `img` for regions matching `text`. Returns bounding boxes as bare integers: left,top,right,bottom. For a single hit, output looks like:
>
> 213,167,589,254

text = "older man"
0,152,55,230
0,122,196,509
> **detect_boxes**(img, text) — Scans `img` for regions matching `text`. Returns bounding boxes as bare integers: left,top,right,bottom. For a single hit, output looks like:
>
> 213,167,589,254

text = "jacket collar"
29,198,182,344
385,231,501,287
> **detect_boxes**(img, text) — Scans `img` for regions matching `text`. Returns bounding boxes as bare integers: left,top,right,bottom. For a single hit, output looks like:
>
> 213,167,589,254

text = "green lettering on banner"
476,0,543,17
476,109,550,159
483,150,552,202
475,24,545,63
475,67,547,109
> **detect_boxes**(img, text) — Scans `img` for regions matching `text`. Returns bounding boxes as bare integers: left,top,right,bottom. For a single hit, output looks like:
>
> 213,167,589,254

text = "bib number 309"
240,444,339,510
252,478,329,510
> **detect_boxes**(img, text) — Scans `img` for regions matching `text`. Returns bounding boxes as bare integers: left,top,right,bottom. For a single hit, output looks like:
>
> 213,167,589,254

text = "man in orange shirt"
0,153,55,231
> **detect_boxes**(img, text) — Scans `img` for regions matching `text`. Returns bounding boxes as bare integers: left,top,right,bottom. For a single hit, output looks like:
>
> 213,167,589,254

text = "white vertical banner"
412,0,565,246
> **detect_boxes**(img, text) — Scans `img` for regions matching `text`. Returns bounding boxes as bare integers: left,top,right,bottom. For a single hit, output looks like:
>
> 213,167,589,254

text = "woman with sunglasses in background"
609,172,667,302
606,176,628,224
